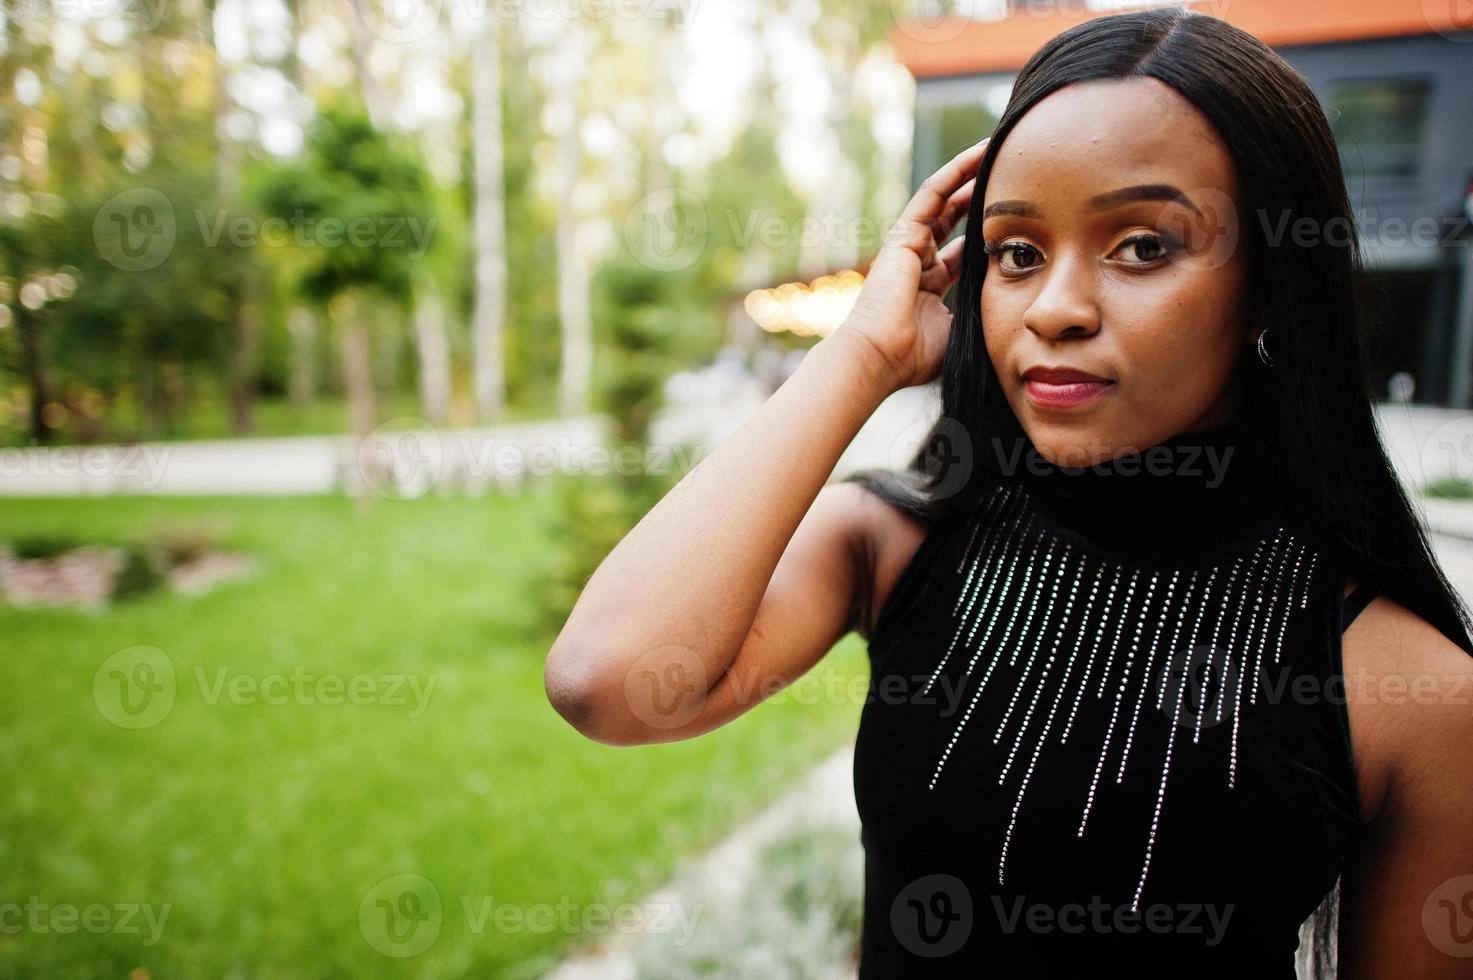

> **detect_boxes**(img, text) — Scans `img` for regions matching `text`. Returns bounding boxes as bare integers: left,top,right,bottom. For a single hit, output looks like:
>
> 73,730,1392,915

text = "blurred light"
743,268,864,338
124,141,152,172
0,307,11,330
21,126,47,167
0,156,21,182
260,116,303,156
662,132,698,170
19,282,46,310
163,39,192,76
581,115,620,158
14,68,41,107
81,391,106,420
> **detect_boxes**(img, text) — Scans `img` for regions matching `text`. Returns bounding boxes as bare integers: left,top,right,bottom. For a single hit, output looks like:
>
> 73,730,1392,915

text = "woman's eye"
985,240,1041,273
1113,233,1176,265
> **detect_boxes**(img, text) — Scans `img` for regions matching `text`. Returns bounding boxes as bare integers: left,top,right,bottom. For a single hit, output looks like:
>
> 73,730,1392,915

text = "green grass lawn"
0,491,868,979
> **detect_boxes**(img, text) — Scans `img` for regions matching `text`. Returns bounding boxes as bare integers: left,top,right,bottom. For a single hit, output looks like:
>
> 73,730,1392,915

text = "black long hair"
847,7,1473,972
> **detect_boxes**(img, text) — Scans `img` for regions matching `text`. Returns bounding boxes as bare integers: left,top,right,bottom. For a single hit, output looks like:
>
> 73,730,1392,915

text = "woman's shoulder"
844,481,944,642
1339,576,1473,823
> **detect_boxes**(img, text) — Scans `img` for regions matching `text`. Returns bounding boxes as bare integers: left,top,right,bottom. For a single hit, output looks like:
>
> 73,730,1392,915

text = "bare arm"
543,137,990,746
1337,596,1473,978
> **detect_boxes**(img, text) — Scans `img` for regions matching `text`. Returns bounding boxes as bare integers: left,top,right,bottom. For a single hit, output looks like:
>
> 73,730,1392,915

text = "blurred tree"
470,4,510,423
532,251,720,636
248,105,438,477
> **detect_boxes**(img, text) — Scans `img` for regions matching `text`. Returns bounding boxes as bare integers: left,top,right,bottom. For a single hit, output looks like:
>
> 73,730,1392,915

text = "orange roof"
891,0,1469,78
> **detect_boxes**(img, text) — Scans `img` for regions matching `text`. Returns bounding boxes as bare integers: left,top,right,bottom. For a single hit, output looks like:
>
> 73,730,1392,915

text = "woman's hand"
839,136,989,391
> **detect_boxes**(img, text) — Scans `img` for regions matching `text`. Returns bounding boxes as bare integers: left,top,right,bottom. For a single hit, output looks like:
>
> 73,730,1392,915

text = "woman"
545,6,1473,977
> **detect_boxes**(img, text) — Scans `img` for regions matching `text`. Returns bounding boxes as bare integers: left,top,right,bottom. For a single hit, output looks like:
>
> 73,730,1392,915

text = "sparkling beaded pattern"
927,480,1319,913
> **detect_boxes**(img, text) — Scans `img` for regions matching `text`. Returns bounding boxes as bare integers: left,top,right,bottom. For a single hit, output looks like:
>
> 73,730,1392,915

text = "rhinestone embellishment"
926,480,1319,912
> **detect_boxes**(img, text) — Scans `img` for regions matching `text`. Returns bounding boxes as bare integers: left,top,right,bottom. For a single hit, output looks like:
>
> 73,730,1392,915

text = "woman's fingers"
931,176,975,248
896,136,990,234
920,234,968,296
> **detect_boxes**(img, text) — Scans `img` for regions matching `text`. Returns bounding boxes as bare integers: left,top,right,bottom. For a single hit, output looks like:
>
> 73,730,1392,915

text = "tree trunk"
334,294,377,507
554,65,591,419
471,8,509,422
288,306,317,406
227,295,261,432
335,294,376,443
15,307,55,444
413,277,452,426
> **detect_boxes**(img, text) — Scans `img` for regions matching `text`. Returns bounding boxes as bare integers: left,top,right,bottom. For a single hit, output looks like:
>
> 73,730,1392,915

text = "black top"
853,421,1369,977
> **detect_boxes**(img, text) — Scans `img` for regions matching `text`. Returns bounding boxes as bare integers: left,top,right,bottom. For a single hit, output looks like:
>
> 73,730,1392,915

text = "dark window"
911,81,1011,189
1328,77,1431,182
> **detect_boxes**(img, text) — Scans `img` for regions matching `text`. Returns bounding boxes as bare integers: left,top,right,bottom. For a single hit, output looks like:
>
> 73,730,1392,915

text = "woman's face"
980,76,1257,469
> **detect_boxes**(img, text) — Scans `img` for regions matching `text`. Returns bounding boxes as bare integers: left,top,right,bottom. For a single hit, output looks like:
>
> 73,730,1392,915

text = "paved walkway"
0,381,941,497
541,743,860,979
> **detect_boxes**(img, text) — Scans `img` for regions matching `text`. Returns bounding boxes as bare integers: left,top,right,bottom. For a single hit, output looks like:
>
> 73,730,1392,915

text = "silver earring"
1255,328,1274,367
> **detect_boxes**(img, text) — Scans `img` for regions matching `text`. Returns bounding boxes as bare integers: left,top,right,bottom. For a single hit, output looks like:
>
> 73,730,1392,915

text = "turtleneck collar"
1006,418,1282,561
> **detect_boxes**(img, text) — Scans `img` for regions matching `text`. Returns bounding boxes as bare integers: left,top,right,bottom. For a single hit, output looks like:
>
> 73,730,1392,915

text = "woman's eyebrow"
982,184,1203,220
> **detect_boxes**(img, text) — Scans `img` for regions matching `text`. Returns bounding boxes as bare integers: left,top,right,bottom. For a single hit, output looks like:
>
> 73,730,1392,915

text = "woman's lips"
1023,378,1116,409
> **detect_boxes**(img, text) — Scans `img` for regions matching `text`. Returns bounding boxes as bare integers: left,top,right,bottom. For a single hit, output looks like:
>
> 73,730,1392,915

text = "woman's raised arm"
543,136,988,746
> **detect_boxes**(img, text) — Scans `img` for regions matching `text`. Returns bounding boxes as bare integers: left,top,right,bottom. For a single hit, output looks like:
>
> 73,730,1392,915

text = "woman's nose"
1022,253,1101,340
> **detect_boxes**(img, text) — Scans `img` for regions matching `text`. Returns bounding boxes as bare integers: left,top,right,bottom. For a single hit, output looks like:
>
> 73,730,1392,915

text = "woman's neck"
1008,418,1280,561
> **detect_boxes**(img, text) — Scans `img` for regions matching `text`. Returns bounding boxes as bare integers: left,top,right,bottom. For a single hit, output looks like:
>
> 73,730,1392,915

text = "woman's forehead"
985,78,1237,206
